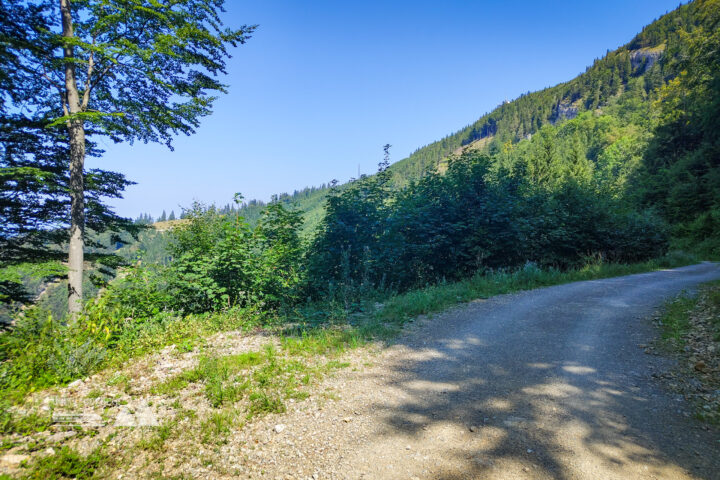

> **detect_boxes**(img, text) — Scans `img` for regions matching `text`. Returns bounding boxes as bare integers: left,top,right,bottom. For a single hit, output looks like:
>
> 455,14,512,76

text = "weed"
22,446,107,480
86,389,102,399
659,293,696,347
200,410,236,444
106,373,131,392
138,420,175,451
248,392,285,416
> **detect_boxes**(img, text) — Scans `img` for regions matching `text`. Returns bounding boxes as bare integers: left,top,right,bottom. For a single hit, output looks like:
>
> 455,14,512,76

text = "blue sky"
90,0,684,218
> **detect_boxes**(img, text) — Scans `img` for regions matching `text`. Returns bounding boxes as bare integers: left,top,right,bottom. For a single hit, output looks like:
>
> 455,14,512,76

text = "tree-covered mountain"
253,0,718,238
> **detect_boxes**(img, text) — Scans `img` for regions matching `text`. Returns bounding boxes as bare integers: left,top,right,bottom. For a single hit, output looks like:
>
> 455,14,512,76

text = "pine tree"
0,1,254,317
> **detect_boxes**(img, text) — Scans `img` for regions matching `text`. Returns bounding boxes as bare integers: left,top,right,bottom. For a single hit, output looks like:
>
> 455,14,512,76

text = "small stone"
342,417,352,423
67,379,83,389
274,424,286,434
405,445,411,450
527,449,533,453
469,425,479,432
47,430,77,443
694,361,708,373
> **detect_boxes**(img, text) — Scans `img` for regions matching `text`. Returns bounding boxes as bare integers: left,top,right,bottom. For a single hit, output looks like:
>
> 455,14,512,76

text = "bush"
306,152,670,297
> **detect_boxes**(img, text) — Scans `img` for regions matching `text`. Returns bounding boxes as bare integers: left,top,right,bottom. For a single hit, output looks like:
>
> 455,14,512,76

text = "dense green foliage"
639,6,720,255
105,201,304,317
307,148,667,297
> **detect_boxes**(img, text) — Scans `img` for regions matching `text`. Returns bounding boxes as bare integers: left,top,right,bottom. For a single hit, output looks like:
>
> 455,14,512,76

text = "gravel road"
294,263,720,479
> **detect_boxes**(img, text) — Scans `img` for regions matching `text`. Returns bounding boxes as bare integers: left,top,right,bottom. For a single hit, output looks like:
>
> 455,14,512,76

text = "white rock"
0,453,30,468
67,379,83,389
274,424,286,434
114,406,158,427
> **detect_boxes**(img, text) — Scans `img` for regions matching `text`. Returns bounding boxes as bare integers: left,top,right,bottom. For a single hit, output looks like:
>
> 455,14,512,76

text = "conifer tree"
0,1,254,317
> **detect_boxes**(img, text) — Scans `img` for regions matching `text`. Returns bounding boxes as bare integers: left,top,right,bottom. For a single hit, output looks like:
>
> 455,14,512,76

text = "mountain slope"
242,0,712,233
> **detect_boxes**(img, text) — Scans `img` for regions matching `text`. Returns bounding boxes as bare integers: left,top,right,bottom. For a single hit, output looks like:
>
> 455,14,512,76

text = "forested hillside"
256,0,718,237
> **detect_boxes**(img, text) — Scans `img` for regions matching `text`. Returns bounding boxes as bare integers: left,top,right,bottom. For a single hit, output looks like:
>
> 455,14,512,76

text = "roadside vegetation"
0,250,699,479
657,280,720,423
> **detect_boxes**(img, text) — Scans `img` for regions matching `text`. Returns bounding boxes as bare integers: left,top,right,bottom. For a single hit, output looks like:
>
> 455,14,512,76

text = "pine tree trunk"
60,0,86,318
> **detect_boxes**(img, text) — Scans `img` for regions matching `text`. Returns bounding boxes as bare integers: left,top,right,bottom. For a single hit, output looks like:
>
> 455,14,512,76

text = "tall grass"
376,251,699,327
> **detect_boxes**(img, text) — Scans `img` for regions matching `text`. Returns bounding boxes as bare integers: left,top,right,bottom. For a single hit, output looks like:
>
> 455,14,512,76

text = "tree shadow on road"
355,312,720,479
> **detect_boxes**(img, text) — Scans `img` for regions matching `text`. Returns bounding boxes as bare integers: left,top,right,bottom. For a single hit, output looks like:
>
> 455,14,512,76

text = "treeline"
134,211,177,224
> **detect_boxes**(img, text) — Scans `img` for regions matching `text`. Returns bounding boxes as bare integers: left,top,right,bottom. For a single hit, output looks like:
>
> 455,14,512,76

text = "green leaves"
308,144,668,299
45,111,125,129
105,201,305,316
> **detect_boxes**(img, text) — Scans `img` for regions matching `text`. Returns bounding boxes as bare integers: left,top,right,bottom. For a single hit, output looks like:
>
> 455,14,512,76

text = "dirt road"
262,263,720,479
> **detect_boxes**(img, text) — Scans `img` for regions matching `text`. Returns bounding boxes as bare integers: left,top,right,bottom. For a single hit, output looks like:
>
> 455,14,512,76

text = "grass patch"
0,407,52,436
705,280,720,341
0,306,265,405
280,328,364,357
659,293,697,346
151,342,339,423
659,279,720,347
137,422,173,451
200,409,237,444
373,252,700,334
21,446,107,480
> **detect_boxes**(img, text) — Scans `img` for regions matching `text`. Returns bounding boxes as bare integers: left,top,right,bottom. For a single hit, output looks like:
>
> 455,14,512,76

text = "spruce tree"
0,1,254,317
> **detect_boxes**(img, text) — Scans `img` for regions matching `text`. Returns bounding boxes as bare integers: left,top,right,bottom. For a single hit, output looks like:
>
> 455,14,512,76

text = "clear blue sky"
90,0,684,218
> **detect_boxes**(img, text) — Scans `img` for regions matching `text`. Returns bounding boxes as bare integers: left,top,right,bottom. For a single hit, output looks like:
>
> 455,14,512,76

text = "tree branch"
81,35,97,111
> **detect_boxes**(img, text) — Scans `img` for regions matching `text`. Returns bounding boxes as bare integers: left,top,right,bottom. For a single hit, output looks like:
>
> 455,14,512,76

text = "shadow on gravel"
362,266,720,479
370,339,719,479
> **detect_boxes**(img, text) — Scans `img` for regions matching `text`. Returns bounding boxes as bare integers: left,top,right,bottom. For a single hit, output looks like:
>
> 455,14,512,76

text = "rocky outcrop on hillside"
552,101,579,123
630,46,665,73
